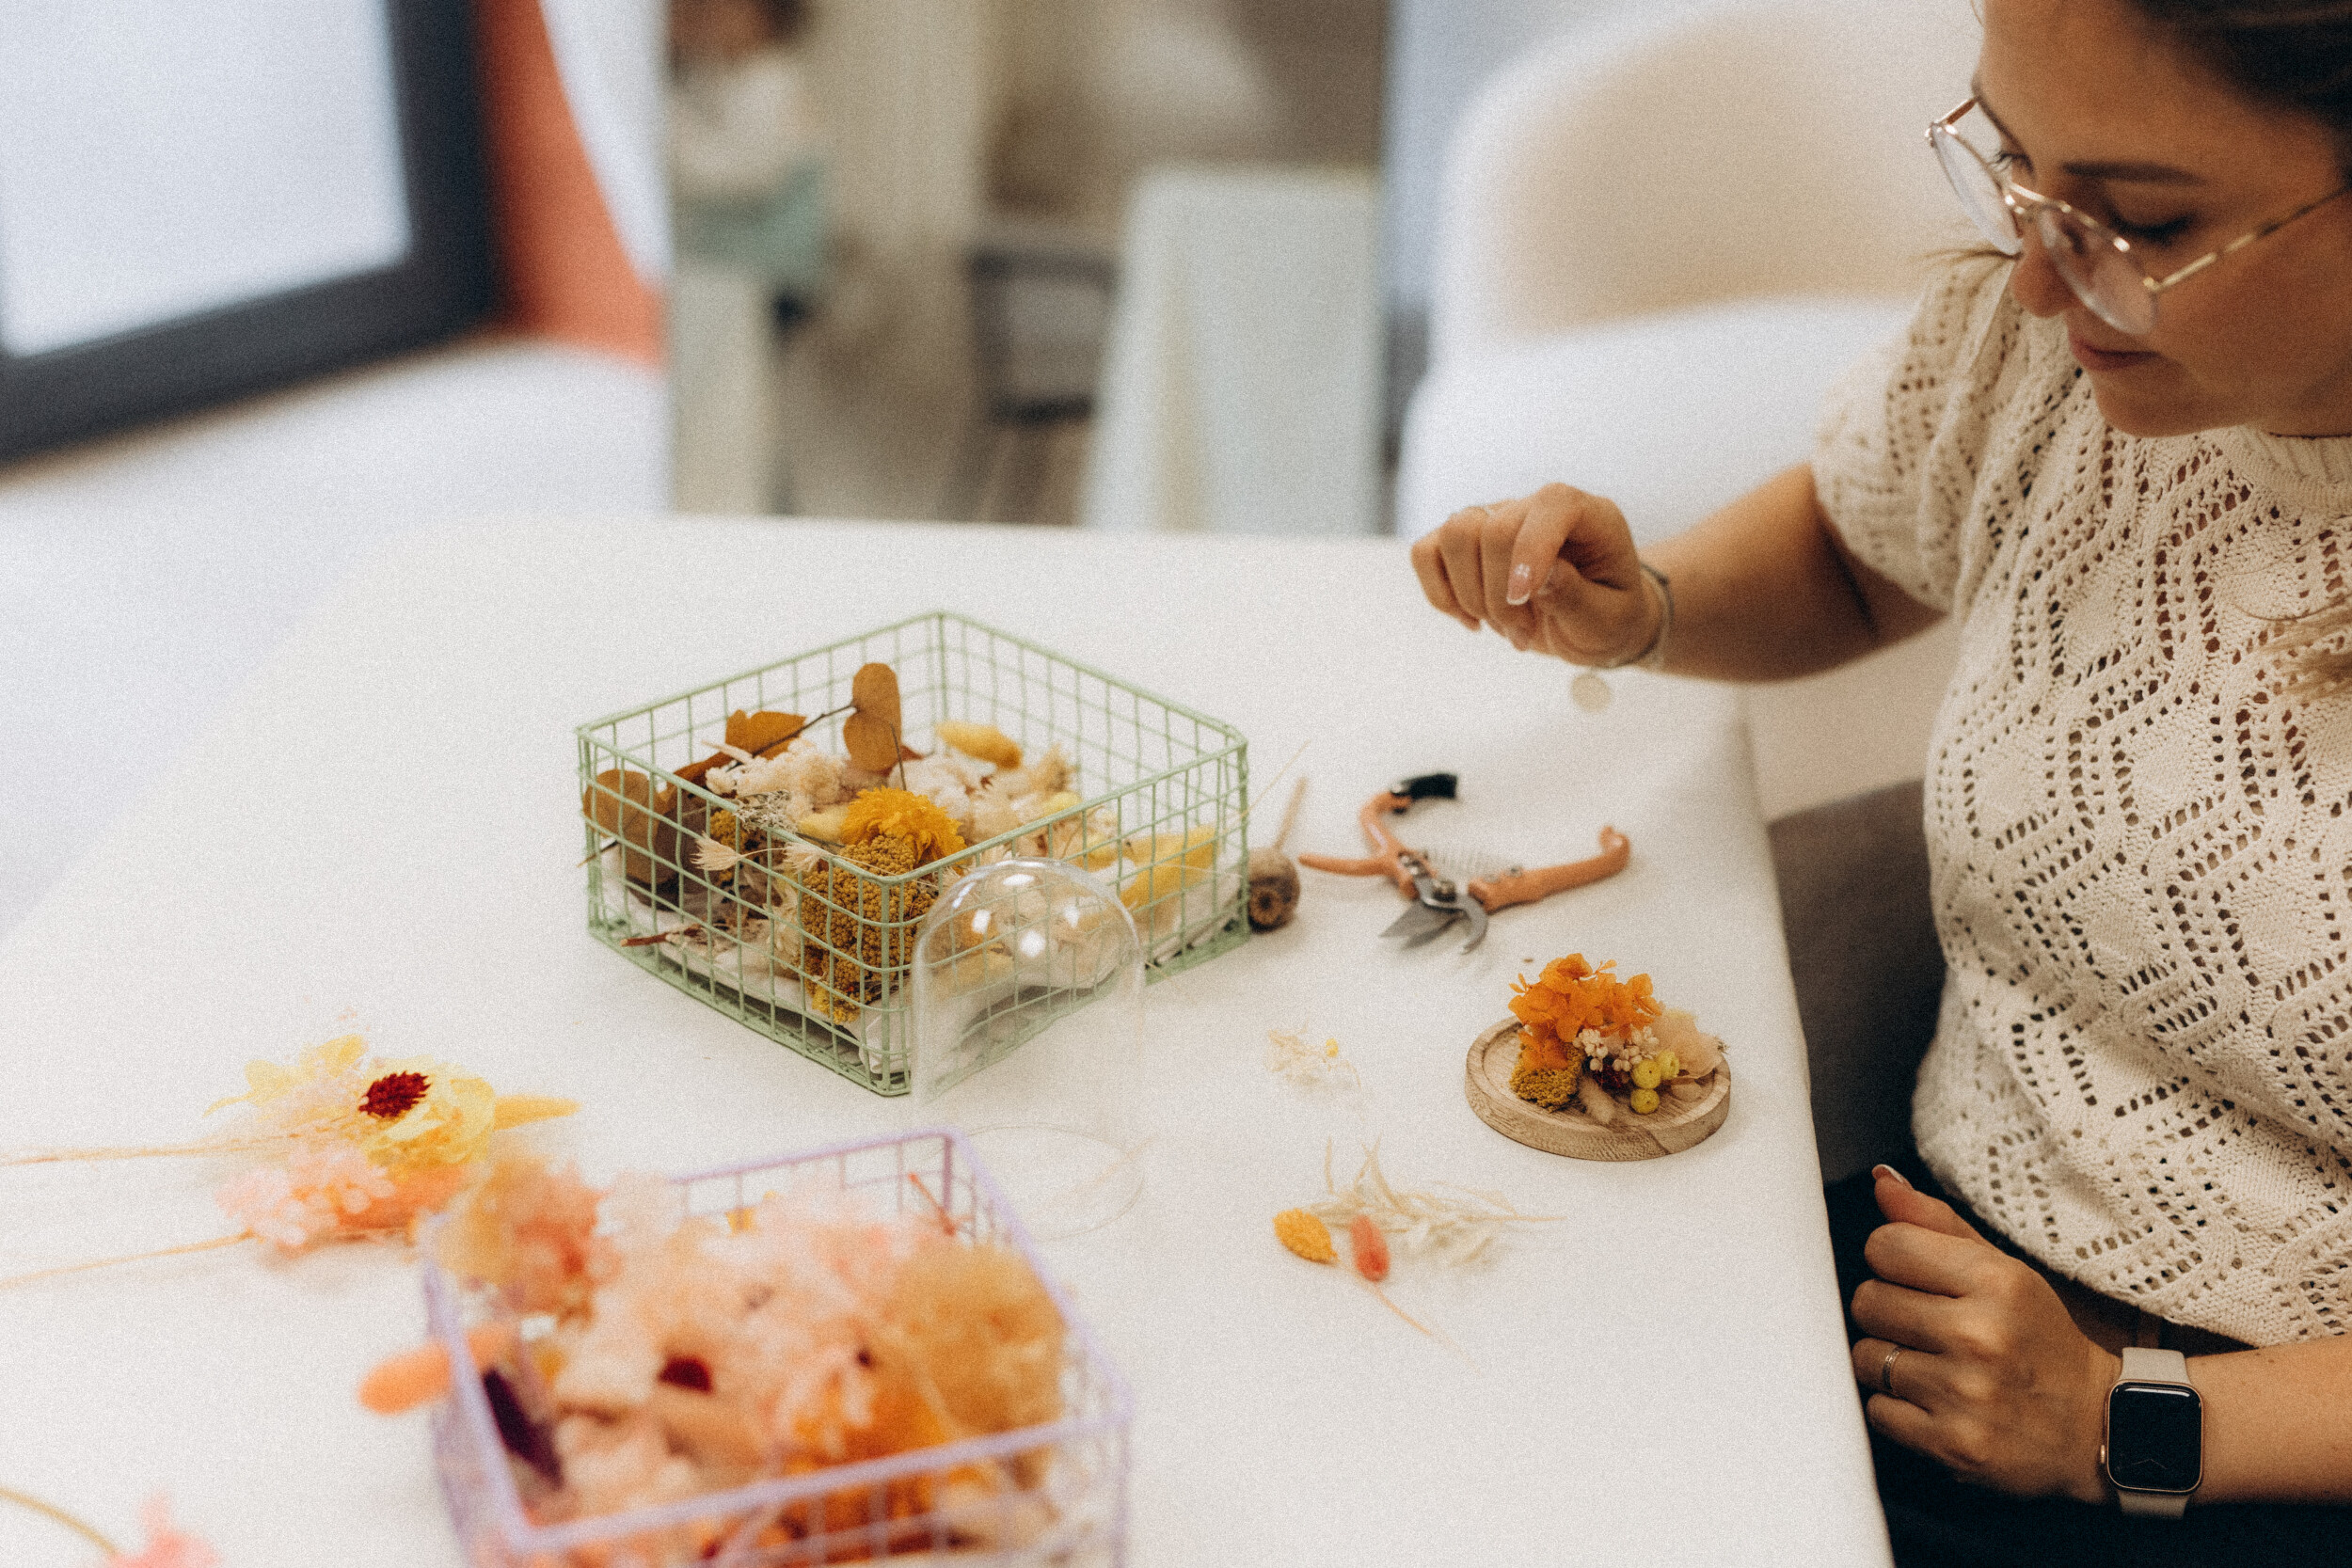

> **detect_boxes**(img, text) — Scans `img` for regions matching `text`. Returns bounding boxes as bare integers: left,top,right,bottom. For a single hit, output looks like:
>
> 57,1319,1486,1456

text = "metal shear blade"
1380,865,1489,952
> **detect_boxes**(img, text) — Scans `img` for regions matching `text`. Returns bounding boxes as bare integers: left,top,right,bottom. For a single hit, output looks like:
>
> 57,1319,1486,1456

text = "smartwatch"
2102,1346,2201,1515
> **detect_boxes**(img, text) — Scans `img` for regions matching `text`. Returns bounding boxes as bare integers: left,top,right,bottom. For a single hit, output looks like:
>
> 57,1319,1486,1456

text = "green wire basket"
577,611,1249,1094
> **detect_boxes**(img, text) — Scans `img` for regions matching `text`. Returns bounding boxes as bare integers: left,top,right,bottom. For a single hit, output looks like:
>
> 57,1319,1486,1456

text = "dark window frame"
0,0,496,466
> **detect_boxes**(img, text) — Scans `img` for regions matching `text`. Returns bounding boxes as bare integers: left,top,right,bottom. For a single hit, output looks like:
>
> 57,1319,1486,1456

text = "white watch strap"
2120,1346,2189,1381
2113,1348,2192,1517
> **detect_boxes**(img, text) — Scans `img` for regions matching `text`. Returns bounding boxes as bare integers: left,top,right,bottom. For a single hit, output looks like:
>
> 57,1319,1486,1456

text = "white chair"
1397,0,1979,824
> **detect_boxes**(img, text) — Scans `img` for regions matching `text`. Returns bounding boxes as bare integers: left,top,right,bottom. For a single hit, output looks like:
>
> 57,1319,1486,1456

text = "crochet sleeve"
1811,256,2022,616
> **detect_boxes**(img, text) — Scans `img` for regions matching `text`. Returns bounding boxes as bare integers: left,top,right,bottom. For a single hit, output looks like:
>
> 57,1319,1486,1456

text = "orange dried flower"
1509,954,1661,1098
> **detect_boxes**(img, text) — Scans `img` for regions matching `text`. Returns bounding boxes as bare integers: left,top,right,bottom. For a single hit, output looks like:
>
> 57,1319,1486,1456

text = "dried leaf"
843,710,899,774
850,663,902,735
581,769,676,885
725,709,808,756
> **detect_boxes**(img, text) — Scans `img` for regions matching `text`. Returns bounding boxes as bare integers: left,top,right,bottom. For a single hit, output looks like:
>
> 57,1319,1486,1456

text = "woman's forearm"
2188,1337,2352,1503
1645,464,1943,682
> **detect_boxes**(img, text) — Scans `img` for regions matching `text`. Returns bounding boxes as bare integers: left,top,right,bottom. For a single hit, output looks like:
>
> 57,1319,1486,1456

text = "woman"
1413,0,2352,1560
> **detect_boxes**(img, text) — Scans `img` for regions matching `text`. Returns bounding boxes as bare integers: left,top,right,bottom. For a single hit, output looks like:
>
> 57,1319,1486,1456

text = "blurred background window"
0,0,496,463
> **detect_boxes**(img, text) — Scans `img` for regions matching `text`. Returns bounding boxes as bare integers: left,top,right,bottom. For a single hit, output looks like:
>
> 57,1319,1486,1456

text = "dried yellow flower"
841,788,965,864
799,834,940,1022
206,1034,577,1172
1273,1208,1336,1264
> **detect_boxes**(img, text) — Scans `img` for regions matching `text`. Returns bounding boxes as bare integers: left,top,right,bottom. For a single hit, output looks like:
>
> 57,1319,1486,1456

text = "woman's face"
1979,0,2352,436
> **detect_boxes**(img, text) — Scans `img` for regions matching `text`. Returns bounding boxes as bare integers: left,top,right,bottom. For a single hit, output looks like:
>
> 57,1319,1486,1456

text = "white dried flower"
1265,1027,1359,1089
1308,1142,1558,1271
692,835,742,874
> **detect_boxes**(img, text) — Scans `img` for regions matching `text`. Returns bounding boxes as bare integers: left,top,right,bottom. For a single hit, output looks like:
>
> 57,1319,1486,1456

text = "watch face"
2107,1382,2202,1494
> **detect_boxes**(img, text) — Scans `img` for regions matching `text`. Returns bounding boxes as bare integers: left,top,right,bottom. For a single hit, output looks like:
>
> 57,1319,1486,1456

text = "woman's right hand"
1408,483,1661,666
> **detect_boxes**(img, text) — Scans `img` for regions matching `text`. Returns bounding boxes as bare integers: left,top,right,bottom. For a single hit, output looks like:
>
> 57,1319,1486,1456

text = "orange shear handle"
1295,792,1420,895
1467,827,1629,912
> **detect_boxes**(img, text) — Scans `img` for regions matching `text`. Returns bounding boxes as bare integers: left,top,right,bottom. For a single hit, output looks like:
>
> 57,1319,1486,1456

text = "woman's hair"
2130,2,2352,692
2129,2,2352,161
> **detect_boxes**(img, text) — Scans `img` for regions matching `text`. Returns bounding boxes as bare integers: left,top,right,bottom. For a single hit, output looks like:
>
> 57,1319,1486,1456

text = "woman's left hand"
1849,1166,2120,1501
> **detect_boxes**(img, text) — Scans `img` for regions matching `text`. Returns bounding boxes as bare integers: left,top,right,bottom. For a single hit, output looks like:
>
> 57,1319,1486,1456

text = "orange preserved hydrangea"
1509,954,1661,1073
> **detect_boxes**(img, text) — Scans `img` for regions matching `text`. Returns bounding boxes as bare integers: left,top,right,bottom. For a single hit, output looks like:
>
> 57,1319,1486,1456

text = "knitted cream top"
1813,256,2352,1346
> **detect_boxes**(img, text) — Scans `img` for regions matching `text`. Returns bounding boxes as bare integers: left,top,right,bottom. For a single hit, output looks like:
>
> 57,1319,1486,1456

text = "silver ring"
1878,1344,1902,1397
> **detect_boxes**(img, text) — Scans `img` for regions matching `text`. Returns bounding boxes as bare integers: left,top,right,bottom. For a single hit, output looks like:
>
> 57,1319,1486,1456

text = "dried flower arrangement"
368,1154,1073,1562
1308,1142,1557,1272
0,1034,575,1286
1506,955,1723,1124
585,661,1232,1030
1271,1140,1560,1343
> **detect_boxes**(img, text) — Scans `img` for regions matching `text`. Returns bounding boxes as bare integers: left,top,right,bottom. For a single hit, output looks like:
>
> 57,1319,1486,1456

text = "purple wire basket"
422,1128,1133,1566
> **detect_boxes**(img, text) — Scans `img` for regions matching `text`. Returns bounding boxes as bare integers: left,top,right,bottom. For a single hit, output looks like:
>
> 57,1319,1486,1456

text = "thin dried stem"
0,1134,294,1167
1272,775,1308,854
0,1230,253,1291
0,1484,119,1556
1237,743,1310,836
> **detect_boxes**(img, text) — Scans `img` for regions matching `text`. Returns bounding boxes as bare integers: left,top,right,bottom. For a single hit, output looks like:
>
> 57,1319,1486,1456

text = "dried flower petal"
1273,1209,1336,1264
693,835,744,874
105,1497,218,1568
1264,1028,1359,1088
214,1142,469,1252
933,721,1022,769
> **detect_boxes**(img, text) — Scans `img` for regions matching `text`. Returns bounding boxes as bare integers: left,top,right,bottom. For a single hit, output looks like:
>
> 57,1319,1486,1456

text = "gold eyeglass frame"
1928,96,2350,335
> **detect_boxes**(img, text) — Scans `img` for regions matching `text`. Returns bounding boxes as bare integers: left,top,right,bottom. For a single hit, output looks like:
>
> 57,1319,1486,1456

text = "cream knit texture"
1815,256,2352,1346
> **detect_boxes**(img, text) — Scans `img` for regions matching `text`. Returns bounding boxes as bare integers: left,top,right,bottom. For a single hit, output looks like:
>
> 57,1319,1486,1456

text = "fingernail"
1505,563,1534,606
1872,1164,1913,1188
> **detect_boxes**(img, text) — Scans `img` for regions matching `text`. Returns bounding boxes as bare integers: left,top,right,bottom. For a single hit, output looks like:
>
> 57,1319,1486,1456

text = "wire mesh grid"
577,612,1248,1094
426,1128,1134,1568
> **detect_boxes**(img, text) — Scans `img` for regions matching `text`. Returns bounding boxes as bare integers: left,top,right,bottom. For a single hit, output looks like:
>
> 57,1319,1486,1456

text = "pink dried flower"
216,1141,469,1252
107,1496,218,1568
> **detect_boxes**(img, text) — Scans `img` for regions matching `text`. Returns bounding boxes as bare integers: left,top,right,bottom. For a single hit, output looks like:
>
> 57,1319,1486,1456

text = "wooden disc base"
1464,1018,1730,1161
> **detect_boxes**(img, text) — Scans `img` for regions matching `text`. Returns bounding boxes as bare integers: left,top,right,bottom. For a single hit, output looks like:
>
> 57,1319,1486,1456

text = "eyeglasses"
1927,97,2350,336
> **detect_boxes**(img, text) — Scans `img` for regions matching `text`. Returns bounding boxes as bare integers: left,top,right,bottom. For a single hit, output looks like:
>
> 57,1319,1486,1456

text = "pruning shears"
1296,773,1631,953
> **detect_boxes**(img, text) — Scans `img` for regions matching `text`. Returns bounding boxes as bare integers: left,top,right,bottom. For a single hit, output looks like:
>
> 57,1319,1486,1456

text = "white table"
0,518,1889,1566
